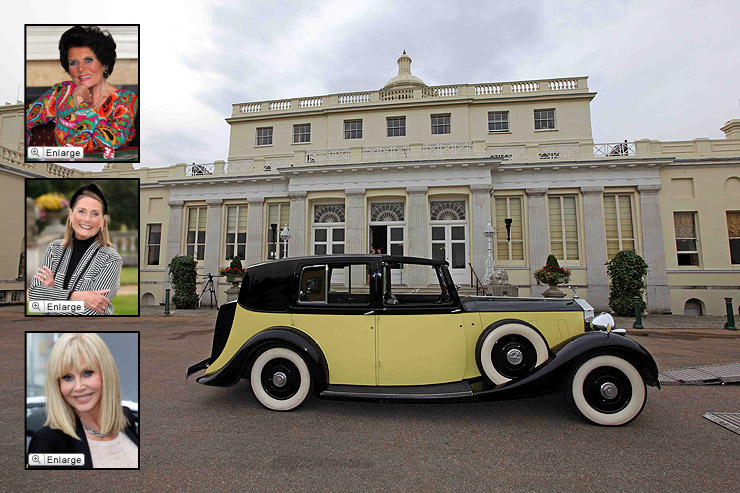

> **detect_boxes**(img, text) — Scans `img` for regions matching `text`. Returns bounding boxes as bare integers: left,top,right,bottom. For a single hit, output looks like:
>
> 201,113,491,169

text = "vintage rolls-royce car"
188,255,659,426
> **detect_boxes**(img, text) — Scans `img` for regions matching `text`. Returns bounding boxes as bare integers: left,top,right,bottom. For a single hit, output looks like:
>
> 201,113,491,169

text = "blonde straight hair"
61,190,112,248
44,333,128,440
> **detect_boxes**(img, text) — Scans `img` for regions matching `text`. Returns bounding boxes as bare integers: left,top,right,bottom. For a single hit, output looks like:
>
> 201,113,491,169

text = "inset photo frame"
26,331,139,469
25,178,140,316
25,25,140,163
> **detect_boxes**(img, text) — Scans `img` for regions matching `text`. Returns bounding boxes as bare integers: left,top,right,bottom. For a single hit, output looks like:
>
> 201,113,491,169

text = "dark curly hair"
59,26,117,78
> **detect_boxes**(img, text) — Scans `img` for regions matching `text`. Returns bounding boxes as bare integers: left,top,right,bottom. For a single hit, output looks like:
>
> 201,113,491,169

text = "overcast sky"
2,0,739,172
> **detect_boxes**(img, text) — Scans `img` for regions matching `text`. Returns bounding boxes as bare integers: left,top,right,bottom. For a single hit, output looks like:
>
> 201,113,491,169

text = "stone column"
164,200,184,294
407,186,428,286
470,185,493,286
638,185,671,313
288,191,307,257
581,186,609,311
203,199,223,292
345,188,365,254
526,188,549,296
246,197,264,267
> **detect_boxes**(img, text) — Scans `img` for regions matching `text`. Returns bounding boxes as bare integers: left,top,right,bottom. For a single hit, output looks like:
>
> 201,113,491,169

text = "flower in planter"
534,254,571,285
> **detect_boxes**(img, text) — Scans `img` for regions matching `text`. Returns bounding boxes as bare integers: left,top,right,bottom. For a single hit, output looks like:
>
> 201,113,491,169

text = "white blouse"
87,431,138,468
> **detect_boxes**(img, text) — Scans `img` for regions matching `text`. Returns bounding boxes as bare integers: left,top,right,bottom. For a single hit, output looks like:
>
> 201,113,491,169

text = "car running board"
320,381,474,401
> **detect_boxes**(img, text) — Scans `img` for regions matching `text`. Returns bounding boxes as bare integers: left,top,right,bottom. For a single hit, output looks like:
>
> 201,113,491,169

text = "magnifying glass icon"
30,454,41,464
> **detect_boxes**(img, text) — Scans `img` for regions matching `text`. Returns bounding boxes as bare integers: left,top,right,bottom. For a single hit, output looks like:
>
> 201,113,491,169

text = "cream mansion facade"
2,54,739,315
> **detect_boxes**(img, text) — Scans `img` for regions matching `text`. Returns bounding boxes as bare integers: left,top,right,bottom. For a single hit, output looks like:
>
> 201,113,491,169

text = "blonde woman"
27,333,138,469
28,183,121,315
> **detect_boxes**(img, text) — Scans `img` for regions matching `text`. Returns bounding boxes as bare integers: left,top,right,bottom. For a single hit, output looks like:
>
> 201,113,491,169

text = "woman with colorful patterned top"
26,26,138,159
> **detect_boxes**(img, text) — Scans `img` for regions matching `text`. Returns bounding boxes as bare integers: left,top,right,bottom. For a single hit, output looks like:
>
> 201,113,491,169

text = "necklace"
82,423,109,438
93,79,109,110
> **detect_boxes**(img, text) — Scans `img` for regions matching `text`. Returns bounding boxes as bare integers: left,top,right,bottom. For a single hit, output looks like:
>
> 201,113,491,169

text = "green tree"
168,255,199,309
606,250,648,316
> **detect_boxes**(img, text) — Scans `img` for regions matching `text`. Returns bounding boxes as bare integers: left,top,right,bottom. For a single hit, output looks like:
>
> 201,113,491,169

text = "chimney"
720,119,740,139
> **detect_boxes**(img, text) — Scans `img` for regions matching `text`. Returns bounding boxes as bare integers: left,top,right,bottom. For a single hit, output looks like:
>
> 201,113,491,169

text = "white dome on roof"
382,51,427,90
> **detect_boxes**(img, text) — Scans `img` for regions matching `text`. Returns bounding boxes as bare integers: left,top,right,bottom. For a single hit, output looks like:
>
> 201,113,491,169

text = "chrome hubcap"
506,348,524,366
600,382,618,400
272,372,287,388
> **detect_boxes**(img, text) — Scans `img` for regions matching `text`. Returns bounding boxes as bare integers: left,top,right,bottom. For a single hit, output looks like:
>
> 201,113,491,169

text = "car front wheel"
250,346,313,411
565,354,647,426
478,323,549,385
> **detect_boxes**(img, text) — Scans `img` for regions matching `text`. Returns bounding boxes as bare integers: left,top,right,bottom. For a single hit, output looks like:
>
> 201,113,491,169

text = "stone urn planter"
224,272,245,302
542,284,567,298
534,255,571,299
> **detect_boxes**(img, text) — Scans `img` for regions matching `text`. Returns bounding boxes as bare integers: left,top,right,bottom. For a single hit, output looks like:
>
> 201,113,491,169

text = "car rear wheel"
565,354,646,426
478,323,549,385
250,346,313,411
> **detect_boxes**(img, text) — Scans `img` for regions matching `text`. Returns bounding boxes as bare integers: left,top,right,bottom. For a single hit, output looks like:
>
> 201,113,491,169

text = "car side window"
298,263,371,306
299,266,326,303
382,262,453,307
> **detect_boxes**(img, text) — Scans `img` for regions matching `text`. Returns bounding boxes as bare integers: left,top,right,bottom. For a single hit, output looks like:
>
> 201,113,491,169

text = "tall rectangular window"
293,124,310,143
431,114,451,134
488,111,509,132
726,211,740,264
256,127,273,146
146,224,161,265
495,197,524,261
267,203,291,260
225,205,248,261
344,120,362,139
186,206,207,260
534,109,556,130
387,117,406,137
604,194,636,259
548,196,579,260
674,212,699,266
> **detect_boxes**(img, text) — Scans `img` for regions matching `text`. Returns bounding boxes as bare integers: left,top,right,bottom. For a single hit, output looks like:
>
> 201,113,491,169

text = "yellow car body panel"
376,313,466,385
291,313,376,385
206,306,291,375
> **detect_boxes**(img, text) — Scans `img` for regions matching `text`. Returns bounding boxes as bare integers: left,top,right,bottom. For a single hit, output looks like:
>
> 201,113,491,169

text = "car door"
291,262,377,385
375,262,466,386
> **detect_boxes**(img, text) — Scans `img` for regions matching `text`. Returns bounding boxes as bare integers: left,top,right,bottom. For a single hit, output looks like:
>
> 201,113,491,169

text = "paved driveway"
1,311,738,491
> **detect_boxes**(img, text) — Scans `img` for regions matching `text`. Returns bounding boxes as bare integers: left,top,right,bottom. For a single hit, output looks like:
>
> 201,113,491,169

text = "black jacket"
27,407,138,469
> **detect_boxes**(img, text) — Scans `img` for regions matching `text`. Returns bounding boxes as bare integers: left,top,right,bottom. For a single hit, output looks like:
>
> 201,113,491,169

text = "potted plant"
219,256,246,283
534,254,571,298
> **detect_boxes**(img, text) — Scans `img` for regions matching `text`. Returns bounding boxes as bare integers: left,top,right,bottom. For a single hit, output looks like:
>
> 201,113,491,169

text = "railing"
232,76,589,116
362,145,410,161
0,146,24,165
338,92,371,104
422,142,473,157
422,86,458,98
379,88,414,101
469,263,487,296
539,144,581,160
306,148,351,164
186,163,214,176
109,231,139,267
46,163,73,178
593,142,635,157
224,160,255,174
489,146,527,161
264,157,294,171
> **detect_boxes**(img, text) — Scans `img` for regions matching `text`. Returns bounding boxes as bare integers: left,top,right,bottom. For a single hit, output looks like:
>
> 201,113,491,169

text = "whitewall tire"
250,347,313,411
567,354,646,426
479,323,549,385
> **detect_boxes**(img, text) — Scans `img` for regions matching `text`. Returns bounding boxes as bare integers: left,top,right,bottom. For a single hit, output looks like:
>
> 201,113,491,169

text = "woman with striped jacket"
29,184,121,315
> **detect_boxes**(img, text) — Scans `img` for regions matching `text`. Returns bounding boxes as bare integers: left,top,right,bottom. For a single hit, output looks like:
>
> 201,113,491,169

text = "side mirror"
590,312,616,332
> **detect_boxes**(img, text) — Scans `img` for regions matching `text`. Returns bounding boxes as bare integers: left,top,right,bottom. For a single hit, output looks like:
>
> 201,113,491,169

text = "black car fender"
474,331,660,401
198,327,329,390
